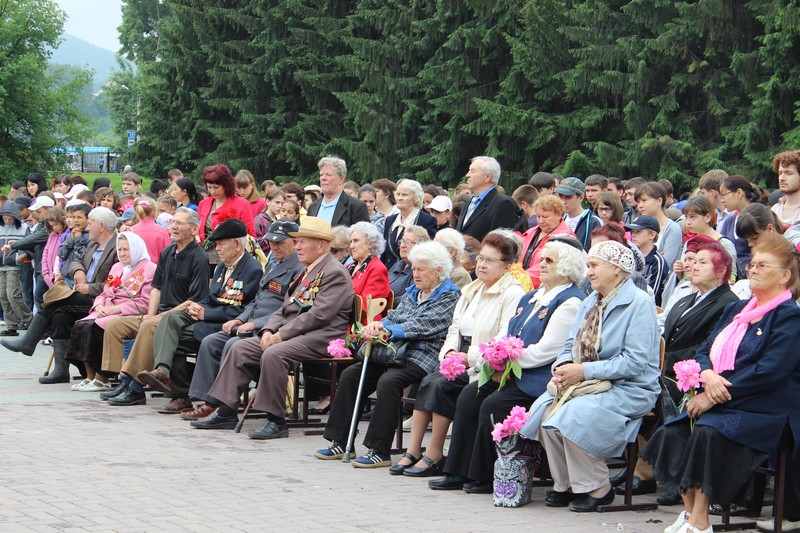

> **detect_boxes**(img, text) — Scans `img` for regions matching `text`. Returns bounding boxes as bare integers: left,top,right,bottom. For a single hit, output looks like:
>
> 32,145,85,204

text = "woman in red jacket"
197,164,256,245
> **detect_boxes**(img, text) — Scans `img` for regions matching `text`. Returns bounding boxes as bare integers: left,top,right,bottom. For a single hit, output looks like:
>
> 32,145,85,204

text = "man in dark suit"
136,219,264,414
455,156,518,241
192,217,354,440
181,220,304,421
305,156,369,227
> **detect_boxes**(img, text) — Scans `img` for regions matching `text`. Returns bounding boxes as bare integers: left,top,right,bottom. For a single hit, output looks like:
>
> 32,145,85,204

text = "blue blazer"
674,299,800,454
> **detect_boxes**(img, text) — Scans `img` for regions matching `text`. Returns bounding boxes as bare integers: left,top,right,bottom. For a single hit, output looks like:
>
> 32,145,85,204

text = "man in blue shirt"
305,156,369,227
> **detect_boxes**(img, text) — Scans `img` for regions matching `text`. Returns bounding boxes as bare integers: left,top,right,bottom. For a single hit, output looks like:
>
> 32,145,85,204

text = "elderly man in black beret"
180,220,304,421
130,219,263,413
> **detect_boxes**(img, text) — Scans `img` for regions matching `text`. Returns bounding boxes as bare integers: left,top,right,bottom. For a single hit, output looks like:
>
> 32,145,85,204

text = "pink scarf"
709,289,792,373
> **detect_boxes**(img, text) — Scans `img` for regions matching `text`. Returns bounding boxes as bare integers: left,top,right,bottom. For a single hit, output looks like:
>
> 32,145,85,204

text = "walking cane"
342,295,388,463
42,350,55,377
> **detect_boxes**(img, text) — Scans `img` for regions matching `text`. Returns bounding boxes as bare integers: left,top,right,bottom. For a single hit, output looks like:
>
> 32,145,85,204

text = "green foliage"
0,0,92,182
112,0,800,193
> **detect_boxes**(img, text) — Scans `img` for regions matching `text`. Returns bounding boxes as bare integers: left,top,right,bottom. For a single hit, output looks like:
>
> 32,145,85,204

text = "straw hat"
289,216,334,241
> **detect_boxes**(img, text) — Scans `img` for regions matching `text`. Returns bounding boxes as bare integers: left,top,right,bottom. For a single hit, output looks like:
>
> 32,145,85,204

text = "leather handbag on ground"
355,339,409,368
544,378,612,420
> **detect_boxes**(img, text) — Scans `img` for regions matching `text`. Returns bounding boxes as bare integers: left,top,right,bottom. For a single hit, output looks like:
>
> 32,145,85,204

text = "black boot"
39,339,70,384
1,312,48,356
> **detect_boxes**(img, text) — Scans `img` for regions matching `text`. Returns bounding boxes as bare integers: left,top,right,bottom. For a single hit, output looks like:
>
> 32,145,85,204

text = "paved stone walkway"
1,343,758,532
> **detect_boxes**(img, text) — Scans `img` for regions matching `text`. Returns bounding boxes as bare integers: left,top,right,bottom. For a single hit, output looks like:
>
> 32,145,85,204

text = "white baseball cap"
428,195,453,213
29,196,55,211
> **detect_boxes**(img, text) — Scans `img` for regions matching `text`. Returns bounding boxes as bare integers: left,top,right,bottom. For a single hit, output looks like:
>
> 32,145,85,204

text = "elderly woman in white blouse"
380,179,437,269
427,239,588,493
390,231,525,477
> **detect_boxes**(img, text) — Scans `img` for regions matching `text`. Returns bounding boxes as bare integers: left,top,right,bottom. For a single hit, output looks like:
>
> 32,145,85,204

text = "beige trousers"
540,426,610,494
101,315,162,376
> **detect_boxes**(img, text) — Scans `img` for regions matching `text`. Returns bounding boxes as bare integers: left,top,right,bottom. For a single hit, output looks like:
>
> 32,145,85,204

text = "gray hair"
542,241,587,285
331,225,350,249
347,221,385,257
88,207,118,232
404,224,431,244
176,206,200,226
434,228,465,265
471,156,501,184
318,156,347,179
408,241,453,282
396,179,424,209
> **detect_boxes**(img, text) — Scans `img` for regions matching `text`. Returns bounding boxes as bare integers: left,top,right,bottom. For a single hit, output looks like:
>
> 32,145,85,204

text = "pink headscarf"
708,290,792,373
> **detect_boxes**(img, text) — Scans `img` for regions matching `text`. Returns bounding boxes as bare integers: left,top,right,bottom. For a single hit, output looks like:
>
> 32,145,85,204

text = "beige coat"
439,272,525,379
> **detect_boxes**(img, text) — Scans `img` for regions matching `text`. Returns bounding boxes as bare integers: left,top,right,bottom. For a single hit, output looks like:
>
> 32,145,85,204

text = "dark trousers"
324,361,427,455
444,379,535,483
153,311,200,398
20,262,33,314
48,292,94,339
34,272,46,313
188,331,242,403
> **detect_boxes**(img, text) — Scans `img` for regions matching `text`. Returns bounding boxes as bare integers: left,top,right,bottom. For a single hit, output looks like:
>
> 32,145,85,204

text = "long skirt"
642,420,768,506
64,320,106,373
413,371,469,420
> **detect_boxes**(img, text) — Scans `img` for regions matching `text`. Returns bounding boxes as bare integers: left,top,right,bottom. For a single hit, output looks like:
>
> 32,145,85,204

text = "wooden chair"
599,337,665,512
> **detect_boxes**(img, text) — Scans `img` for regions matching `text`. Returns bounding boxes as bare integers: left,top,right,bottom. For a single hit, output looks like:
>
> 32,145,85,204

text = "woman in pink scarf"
643,233,800,533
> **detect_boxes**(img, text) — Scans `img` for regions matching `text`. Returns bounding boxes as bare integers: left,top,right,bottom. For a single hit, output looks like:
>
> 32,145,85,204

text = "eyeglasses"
540,256,556,264
476,254,503,265
400,239,417,246
330,248,343,254
746,262,786,273
597,206,613,213
720,190,736,197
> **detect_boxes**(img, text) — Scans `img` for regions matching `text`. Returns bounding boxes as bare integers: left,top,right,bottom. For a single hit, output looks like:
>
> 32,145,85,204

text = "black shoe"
403,455,445,478
614,476,657,496
657,490,682,506
107,387,146,406
389,453,419,476
569,488,615,512
38,371,70,384
545,490,579,507
100,382,127,400
609,468,627,487
190,409,238,430
361,409,373,421
463,481,493,494
0,329,19,337
248,420,289,440
428,474,465,491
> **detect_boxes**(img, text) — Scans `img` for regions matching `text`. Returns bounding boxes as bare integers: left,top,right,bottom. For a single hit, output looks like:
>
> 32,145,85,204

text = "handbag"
658,377,680,423
355,339,409,368
544,378,612,420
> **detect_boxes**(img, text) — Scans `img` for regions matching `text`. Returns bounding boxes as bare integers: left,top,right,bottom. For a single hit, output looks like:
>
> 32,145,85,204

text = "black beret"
207,218,248,241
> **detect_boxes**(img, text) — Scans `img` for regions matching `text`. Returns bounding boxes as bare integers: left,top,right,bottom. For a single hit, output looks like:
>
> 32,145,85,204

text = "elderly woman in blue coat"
520,239,661,512
643,234,800,533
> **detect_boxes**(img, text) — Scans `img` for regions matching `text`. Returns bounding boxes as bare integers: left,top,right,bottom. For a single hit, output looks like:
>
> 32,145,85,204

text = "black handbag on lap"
355,339,409,368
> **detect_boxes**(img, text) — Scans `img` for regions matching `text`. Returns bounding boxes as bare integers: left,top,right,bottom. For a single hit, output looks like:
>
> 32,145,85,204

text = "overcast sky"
54,0,123,52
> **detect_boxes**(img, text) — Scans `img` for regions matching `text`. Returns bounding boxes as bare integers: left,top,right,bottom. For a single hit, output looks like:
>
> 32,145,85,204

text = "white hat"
65,184,89,199
428,195,453,213
65,198,86,208
29,196,55,211
53,192,65,200
304,184,322,193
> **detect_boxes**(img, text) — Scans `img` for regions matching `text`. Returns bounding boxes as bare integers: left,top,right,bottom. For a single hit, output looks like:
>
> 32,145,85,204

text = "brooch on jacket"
218,278,245,306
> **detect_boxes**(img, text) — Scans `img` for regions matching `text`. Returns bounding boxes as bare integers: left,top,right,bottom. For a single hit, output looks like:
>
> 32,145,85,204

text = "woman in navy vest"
427,239,587,493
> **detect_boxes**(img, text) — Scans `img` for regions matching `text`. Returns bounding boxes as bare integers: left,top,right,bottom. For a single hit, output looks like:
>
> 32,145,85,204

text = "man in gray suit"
181,220,304,421
191,217,354,440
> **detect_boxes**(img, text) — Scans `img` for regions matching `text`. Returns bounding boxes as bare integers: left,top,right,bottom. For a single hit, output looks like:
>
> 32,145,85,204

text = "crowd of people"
4,150,800,533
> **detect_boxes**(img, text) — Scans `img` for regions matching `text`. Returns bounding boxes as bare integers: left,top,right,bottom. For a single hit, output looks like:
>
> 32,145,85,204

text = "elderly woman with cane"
520,240,661,512
315,241,460,467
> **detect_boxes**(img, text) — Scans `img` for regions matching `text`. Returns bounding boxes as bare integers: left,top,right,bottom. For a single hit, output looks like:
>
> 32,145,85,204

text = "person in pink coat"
64,232,157,392
129,197,171,265
40,207,70,288
519,195,576,288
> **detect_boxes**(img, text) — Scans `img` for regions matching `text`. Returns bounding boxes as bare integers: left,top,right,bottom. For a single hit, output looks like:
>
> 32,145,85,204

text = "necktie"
463,196,479,224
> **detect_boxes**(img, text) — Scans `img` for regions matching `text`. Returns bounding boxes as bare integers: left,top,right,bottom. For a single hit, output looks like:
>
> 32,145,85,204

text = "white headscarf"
118,231,151,275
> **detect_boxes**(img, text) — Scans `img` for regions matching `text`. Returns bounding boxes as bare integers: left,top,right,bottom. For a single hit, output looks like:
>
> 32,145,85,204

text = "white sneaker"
756,518,800,533
676,523,712,533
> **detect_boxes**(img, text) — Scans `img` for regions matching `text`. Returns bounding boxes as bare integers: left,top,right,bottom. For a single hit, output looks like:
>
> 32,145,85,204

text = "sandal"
389,452,420,476
79,379,112,392
308,405,331,415
41,337,53,346
403,454,445,477
71,378,91,391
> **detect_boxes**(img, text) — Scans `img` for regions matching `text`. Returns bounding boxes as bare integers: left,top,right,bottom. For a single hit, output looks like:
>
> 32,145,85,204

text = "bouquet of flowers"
491,405,529,443
477,336,524,390
440,353,467,381
672,359,706,432
104,271,144,320
327,338,351,359
491,405,535,508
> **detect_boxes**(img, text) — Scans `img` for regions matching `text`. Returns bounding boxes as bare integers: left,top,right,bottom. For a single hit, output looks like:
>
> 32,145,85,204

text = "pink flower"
491,405,530,442
440,354,467,381
480,336,524,372
327,338,350,359
674,359,705,393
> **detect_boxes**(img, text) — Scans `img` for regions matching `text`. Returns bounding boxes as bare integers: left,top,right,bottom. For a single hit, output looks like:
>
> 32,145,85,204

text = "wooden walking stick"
342,294,387,463
42,349,54,377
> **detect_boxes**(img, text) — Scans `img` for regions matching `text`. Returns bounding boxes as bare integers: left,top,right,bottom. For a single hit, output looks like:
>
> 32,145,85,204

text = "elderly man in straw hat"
191,216,354,439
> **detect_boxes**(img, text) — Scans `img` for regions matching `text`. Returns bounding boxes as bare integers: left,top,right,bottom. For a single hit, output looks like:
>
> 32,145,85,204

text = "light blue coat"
520,277,660,458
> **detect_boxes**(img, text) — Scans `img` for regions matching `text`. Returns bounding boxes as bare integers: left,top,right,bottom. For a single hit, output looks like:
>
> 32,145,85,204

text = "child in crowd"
626,215,671,306
681,195,738,270
40,207,70,288
157,195,177,215
121,172,143,196
0,200,32,336
96,187,120,212
254,188,284,253
57,203,91,285
75,189,96,207
279,199,301,222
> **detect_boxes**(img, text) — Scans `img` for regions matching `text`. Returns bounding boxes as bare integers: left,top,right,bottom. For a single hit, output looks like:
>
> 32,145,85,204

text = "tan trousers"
540,426,610,494
101,315,163,376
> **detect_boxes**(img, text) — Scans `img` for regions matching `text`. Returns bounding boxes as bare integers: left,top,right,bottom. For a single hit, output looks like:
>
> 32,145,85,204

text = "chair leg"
774,448,787,533
599,441,658,512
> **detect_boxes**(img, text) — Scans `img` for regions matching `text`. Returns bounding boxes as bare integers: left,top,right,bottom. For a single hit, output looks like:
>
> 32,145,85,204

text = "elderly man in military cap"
134,219,264,413
191,216,354,440
180,220,304,421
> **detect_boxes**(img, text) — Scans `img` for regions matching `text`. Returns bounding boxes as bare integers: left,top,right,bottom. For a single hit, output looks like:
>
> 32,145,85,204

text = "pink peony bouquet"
440,353,467,381
327,338,351,359
672,359,706,431
478,336,525,390
491,406,530,443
